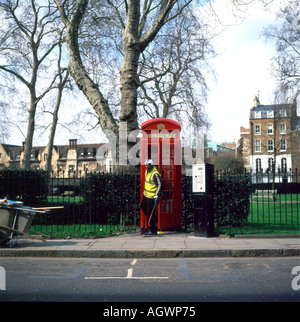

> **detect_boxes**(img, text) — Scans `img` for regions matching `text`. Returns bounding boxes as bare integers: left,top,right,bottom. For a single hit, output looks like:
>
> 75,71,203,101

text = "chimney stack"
69,139,77,149
253,95,260,107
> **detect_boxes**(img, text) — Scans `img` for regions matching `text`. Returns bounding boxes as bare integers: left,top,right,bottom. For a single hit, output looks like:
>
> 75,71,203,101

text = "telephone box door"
140,118,182,231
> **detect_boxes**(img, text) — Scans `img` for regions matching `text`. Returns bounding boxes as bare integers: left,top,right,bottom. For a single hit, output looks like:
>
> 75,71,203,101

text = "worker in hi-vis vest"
141,159,162,235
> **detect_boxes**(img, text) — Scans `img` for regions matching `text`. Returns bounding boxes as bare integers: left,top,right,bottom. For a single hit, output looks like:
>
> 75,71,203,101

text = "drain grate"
224,262,270,270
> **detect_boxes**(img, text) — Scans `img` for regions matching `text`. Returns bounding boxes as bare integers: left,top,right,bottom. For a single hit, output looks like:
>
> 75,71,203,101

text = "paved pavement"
0,232,299,258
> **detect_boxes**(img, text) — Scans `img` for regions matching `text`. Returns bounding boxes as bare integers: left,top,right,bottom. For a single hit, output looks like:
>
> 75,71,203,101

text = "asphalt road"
0,257,299,303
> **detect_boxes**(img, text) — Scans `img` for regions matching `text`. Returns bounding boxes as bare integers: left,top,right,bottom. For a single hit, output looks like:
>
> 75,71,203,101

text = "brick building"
237,126,250,170
249,96,299,181
0,139,113,174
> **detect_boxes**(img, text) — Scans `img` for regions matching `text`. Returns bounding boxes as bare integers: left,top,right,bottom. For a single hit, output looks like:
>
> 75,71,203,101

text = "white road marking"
84,258,169,280
127,268,133,278
131,259,137,266
84,276,169,280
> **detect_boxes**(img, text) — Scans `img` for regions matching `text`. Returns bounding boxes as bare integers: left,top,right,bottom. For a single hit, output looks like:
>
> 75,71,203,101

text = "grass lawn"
251,193,300,203
29,223,138,238
46,195,84,203
247,201,300,232
216,194,300,235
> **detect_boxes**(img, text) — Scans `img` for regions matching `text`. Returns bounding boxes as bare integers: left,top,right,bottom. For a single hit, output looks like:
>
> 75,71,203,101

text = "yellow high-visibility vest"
144,167,160,198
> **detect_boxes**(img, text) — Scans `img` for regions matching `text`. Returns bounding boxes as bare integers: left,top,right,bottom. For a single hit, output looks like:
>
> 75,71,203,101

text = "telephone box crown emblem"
157,123,165,130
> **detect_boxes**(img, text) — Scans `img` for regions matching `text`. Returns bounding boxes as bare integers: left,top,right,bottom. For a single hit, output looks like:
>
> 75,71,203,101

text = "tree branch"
0,65,30,88
139,0,192,51
106,0,125,30
53,0,69,25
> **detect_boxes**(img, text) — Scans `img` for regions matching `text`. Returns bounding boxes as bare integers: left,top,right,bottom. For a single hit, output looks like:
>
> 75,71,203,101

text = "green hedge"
0,168,48,205
181,174,252,229
181,175,194,229
80,172,140,225
214,173,252,227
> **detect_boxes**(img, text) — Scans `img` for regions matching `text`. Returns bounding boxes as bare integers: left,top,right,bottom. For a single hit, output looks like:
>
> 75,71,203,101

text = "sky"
204,0,286,144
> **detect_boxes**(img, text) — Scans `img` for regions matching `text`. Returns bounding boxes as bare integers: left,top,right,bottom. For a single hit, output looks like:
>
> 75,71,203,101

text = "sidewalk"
0,232,299,258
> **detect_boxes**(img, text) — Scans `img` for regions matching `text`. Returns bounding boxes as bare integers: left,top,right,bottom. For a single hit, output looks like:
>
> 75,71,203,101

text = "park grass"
215,194,300,236
29,223,138,238
46,195,84,203
251,193,300,203
247,201,299,233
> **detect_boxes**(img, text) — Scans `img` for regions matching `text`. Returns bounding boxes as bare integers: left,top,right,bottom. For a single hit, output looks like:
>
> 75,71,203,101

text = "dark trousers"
141,196,158,233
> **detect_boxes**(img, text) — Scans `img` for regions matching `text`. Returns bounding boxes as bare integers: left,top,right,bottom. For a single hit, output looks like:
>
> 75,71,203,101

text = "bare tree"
53,1,274,143
0,102,9,143
54,0,119,139
206,153,245,172
137,8,215,131
45,38,70,173
0,0,66,169
54,0,193,156
263,0,300,101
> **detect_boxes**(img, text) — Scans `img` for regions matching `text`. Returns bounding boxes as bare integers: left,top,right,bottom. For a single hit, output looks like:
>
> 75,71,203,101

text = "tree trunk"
45,73,67,173
46,39,69,174
64,0,118,135
21,86,37,169
119,0,140,134
54,0,192,169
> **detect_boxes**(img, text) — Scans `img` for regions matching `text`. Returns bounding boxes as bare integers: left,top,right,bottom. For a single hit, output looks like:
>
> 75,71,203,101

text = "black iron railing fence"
0,168,299,236
214,169,300,235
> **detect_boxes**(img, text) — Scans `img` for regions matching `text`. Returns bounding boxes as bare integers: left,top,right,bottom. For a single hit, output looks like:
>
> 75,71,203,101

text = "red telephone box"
140,118,182,231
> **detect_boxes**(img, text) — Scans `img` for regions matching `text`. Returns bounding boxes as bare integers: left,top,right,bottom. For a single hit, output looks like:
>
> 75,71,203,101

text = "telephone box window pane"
148,144,159,165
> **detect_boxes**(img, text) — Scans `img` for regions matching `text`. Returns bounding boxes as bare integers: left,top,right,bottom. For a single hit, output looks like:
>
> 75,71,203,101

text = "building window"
267,124,273,135
267,110,274,118
280,109,287,117
281,158,287,172
280,139,287,151
268,158,274,172
255,111,261,119
267,139,274,152
256,158,262,172
255,124,261,135
280,123,286,134
255,140,261,152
